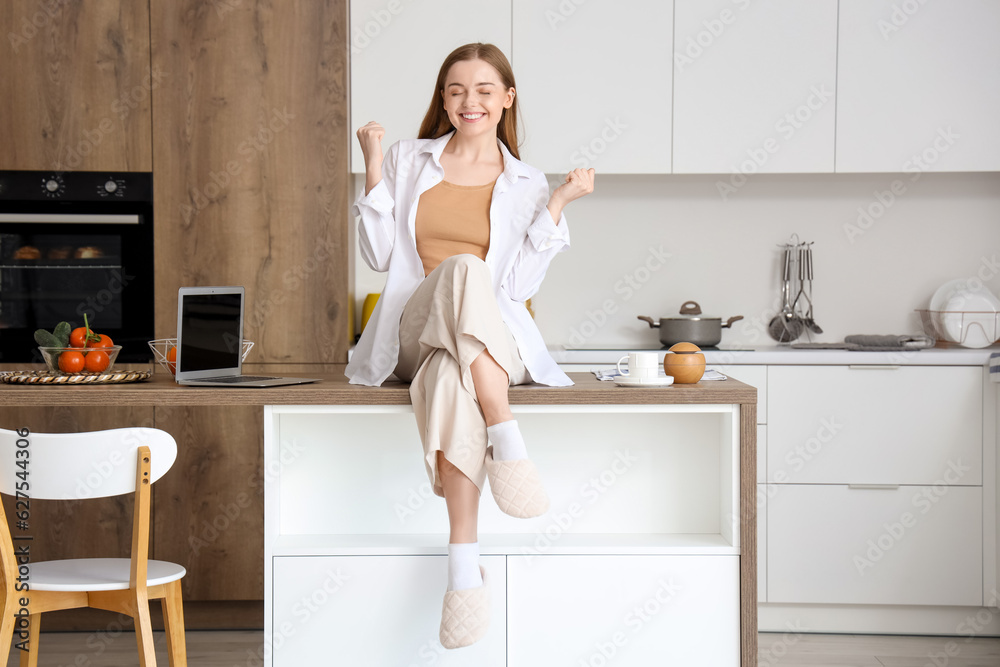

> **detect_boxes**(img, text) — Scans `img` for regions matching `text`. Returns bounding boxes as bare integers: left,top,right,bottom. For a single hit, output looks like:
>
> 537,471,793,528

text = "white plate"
615,376,675,387
929,279,1000,342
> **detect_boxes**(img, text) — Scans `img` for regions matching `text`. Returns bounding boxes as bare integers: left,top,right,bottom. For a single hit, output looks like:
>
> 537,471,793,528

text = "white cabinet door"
349,0,512,172
273,555,507,666
507,555,740,666
768,366,982,485
768,484,982,606
512,0,672,174
836,0,1000,172
673,0,838,174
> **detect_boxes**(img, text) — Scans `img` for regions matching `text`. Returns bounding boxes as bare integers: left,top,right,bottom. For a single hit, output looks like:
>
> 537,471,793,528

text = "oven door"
0,210,153,363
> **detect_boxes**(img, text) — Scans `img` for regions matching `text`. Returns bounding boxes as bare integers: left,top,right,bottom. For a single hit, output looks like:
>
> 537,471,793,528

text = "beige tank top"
415,180,494,276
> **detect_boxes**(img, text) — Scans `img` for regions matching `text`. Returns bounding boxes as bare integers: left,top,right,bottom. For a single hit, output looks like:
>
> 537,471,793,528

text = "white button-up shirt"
346,131,573,387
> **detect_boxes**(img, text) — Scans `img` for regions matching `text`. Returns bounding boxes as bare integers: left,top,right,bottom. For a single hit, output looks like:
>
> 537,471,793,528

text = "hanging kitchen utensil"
790,246,807,329
768,246,803,342
803,245,823,334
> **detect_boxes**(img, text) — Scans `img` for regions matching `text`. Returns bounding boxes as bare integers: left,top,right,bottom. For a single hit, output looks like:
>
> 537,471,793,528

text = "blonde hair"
418,43,520,160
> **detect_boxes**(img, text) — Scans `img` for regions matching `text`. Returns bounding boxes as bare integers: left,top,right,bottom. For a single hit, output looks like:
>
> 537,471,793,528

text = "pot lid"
666,301,721,321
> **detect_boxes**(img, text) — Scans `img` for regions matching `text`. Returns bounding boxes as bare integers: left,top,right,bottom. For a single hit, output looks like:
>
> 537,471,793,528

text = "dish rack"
916,310,1000,347
147,338,255,375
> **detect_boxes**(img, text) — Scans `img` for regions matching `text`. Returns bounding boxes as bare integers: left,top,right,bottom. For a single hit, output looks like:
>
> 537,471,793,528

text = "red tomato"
58,350,86,373
84,350,110,373
69,327,90,348
90,333,113,348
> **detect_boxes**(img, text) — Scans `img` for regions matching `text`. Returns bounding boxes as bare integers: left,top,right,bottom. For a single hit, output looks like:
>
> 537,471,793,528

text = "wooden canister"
663,342,706,383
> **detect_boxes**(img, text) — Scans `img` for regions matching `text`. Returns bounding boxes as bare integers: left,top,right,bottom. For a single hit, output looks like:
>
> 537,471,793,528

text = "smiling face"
441,58,515,139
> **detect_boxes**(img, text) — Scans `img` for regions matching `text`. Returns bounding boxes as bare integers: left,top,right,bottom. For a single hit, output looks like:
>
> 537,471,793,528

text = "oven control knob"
45,179,60,192
104,180,118,194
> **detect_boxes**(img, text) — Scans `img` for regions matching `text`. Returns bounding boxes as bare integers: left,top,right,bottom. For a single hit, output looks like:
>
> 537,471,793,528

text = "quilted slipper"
484,448,550,519
440,566,490,649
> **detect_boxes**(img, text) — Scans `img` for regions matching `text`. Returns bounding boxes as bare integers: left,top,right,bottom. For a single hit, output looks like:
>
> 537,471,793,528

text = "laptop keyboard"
200,375,279,383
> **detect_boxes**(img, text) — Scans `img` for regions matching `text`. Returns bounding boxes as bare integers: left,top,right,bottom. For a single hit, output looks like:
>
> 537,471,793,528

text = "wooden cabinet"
673,0,837,174
349,0,511,173
836,0,1000,172
0,0,153,171
512,0,673,174
153,406,264,602
0,403,262,607
150,0,351,363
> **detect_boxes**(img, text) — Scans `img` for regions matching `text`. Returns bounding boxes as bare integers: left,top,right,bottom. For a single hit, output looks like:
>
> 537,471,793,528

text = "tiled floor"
5,630,1000,666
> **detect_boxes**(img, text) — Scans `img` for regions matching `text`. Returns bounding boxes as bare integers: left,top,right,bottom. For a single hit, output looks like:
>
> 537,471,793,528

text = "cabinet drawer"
768,366,982,484
273,555,507,666
507,555,739,666
768,484,982,606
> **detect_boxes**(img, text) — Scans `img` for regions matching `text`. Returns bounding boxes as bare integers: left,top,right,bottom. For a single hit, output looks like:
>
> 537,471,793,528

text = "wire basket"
916,310,999,349
147,338,255,375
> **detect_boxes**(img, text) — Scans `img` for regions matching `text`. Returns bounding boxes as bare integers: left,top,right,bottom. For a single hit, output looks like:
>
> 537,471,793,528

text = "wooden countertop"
0,365,756,407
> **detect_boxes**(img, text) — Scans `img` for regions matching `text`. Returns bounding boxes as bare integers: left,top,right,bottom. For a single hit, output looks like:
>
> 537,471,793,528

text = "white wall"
351,172,1000,350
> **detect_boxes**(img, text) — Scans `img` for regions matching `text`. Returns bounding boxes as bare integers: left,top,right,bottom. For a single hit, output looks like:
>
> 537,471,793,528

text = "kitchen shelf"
271,532,739,557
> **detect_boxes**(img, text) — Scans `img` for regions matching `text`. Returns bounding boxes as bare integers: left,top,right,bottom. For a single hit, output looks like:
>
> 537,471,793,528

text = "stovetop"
563,344,755,352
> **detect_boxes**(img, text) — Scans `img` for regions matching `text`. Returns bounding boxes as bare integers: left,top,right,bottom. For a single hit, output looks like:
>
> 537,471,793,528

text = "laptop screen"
177,289,243,375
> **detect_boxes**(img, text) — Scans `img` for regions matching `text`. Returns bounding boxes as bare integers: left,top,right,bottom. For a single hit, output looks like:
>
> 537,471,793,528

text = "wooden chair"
0,427,187,666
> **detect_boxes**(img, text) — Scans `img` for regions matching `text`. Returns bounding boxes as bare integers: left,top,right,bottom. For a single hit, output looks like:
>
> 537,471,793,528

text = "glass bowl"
39,345,122,375
147,338,254,376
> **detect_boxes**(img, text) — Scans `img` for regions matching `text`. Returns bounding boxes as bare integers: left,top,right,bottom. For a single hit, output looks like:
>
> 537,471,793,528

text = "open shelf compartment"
265,404,741,558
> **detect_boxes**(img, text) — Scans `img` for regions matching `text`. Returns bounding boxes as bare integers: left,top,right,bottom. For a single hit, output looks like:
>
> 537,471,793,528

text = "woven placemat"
0,369,152,385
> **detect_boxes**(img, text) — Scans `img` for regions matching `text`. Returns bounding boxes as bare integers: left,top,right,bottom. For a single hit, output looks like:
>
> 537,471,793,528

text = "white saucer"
614,375,675,387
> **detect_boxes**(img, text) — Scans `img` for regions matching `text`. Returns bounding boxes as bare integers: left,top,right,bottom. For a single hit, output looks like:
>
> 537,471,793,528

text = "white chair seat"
29,558,186,592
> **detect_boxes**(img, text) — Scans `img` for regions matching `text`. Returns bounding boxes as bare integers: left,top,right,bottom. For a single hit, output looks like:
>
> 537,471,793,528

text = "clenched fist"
551,168,595,207
357,121,386,194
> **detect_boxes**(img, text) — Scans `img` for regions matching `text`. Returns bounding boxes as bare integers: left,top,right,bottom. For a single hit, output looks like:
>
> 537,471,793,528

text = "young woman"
348,43,594,649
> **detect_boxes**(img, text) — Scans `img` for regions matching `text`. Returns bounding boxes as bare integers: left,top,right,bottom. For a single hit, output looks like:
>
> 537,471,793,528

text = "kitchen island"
1,369,757,665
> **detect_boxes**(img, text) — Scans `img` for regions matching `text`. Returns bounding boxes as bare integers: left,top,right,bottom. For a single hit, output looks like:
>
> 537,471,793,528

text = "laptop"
175,286,318,387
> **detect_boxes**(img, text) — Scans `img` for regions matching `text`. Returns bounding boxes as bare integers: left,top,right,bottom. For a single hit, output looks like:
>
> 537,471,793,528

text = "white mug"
617,352,658,380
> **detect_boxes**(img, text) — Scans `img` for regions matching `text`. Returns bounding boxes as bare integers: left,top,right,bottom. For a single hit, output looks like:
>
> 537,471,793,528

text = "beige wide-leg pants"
394,254,530,498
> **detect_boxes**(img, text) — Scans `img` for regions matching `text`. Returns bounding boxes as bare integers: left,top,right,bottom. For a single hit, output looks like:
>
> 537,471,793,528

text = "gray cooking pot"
638,301,744,347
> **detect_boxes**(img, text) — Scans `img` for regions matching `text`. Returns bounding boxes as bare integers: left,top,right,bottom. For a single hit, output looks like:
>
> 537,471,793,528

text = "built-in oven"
0,171,154,363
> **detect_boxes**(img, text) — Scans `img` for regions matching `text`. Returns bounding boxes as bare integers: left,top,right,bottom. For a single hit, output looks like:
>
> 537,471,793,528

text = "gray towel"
844,334,935,351
792,334,935,352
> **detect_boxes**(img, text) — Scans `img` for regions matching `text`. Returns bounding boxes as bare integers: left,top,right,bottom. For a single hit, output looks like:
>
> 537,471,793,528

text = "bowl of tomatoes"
34,316,121,375
39,345,122,374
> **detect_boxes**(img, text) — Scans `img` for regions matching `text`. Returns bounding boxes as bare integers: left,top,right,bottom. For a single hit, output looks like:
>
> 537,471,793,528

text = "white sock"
487,420,528,461
447,542,482,591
